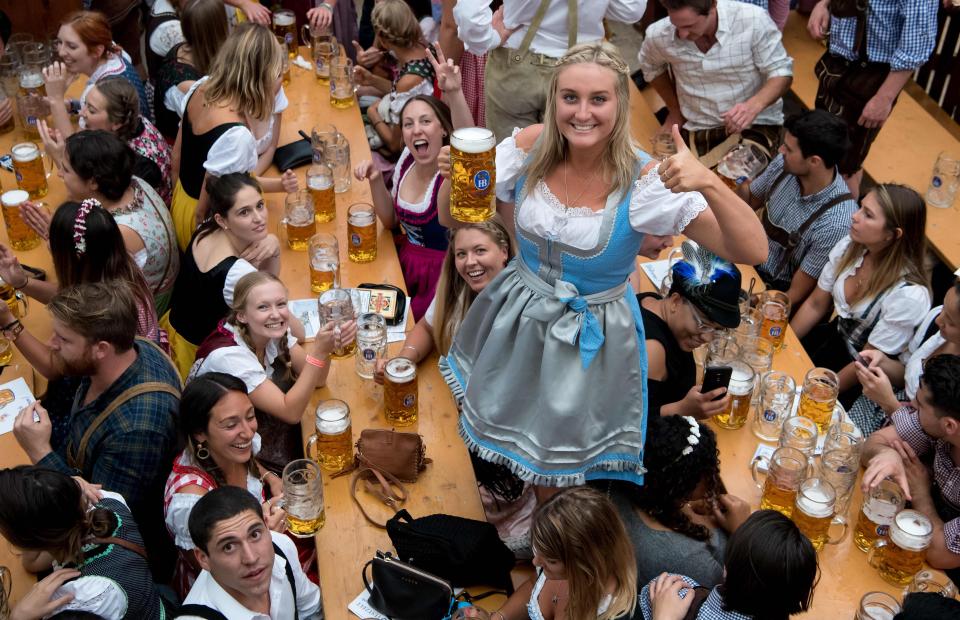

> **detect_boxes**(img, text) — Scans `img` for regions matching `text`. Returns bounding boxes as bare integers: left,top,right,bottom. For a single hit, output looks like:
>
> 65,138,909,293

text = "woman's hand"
41,62,69,101
426,45,461,94
352,40,384,69
312,321,337,358
240,234,281,267
658,125,716,193
648,573,693,620
280,169,299,193
672,384,729,420
855,361,900,414
438,145,452,179
20,201,51,242
857,348,888,369
711,493,751,534
238,0,272,25
37,120,65,168
0,244,29,290
353,65,375,87
335,319,358,351
354,159,381,182
307,3,334,32
262,495,287,533
9,568,80,620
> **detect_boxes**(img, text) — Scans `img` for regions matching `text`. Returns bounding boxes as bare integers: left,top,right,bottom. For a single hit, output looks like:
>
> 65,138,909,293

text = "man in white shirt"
639,0,793,161
177,487,323,620
454,0,648,141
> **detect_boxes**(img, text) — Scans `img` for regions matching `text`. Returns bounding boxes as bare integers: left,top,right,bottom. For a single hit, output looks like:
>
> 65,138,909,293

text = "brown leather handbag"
354,428,431,482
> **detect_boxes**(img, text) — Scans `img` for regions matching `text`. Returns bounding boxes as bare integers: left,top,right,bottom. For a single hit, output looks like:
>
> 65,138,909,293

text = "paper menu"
0,376,36,435
639,259,671,291
289,293,409,344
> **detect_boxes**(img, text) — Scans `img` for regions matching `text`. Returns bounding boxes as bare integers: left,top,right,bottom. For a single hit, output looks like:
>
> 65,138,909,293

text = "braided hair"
227,271,295,383
629,415,722,541
371,0,424,49
90,76,141,142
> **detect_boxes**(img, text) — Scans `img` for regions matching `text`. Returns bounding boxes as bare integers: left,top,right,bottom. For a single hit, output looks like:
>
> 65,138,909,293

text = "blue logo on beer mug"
932,175,943,188
763,409,777,422
770,326,782,338
403,394,416,408
473,170,491,191
351,233,361,247
363,348,375,361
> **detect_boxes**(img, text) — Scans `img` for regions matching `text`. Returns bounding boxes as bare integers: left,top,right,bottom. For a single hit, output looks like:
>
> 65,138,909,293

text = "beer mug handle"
305,433,319,462
41,150,53,179
750,455,769,491
867,538,887,569
278,217,289,247
14,289,27,317
301,24,312,50
825,515,849,545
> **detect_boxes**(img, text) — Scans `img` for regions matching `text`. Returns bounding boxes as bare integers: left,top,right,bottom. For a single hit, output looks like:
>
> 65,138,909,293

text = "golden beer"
713,362,754,430
309,261,338,294
286,511,326,536
384,357,418,426
286,219,314,251
450,127,496,222
752,446,807,518
347,202,377,263
793,479,838,551
313,39,337,83
272,10,297,58
760,477,798,517
318,288,356,359
330,58,356,108
798,368,839,433
0,336,12,366
307,172,336,223
331,91,355,109
854,482,904,552
12,143,47,199
281,459,325,537
305,399,353,472
282,191,315,251
759,301,788,351
1,189,40,251
870,510,933,586
0,278,26,319
779,415,819,457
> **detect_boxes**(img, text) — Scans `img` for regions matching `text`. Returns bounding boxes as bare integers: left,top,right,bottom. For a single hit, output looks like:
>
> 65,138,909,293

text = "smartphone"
844,340,868,366
701,365,733,401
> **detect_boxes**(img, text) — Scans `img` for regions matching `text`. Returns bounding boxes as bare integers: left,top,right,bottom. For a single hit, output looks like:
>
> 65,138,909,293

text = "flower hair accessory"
679,415,701,457
74,198,99,256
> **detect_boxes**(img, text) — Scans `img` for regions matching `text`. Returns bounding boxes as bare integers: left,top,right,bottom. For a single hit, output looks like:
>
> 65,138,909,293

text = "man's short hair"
47,280,138,352
919,354,960,422
895,592,960,619
188,486,264,553
659,0,714,15
783,110,851,169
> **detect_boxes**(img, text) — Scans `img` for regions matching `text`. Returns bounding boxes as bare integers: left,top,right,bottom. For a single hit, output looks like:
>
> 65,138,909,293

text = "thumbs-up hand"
352,40,384,68
657,124,712,193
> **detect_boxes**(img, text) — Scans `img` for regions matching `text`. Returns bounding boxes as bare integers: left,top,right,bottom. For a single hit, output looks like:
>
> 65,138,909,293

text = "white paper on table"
750,389,855,469
289,294,409,344
639,259,671,290
0,376,36,435
348,590,389,620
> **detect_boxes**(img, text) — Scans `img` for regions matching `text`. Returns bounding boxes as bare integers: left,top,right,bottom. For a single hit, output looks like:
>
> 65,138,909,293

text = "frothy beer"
306,399,352,472
1,189,40,251
450,127,496,222
713,363,754,430
272,10,297,58
854,481,903,552
12,142,47,199
871,510,933,585
347,203,377,263
793,481,836,551
384,357,418,426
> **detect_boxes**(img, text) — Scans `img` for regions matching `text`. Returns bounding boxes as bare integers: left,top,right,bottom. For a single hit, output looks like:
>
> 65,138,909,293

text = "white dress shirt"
638,0,793,130
180,531,322,620
454,0,647,58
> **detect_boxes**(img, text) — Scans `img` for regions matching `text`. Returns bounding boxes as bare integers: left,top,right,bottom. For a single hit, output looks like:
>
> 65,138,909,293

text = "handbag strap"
350,467,408,528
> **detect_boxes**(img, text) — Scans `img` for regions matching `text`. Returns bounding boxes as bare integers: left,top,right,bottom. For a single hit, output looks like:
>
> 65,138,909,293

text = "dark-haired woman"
0,466,167,618
643,510,818,620
639,246,743,419
605,415,749,588
164,372,286,597
164,172,280,377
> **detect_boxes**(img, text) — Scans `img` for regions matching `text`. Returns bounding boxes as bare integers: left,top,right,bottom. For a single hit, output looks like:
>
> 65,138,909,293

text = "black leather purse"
362,551,454,620
273,137,312,170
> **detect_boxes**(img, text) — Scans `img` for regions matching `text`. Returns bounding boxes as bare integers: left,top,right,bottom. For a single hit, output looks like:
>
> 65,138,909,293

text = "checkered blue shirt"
828,0,939,71
892,406,960,554
750,154,856,284
640,575,751,619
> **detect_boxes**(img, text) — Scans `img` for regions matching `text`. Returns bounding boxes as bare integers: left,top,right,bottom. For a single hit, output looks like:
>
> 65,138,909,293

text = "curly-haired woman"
602,415,751,588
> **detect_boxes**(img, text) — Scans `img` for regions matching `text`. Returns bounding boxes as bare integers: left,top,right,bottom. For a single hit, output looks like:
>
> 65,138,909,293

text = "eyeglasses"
686,299,719,335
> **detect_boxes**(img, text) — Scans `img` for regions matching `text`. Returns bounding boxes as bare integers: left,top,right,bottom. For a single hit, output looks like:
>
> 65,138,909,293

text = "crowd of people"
0,0,958,619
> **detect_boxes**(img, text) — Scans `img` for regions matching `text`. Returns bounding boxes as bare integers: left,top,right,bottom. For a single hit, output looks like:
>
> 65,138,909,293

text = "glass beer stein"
347,202,377,263
0,189,40,251
308,233,339,294
0,277,28,319
779,415,819,462
753,370,796,442
854,480,906,552
312,36,339,83
449,127,496,222
281,459,325,537
272,9,297,58
384,357,418,426
758,289,790,352
281,190,316,251
307,161,336,223
716,143,768,190
818,448,859,518
906,570,958,598
12,142,49,199
305,399,352,472
355,313,387,379
868,509,934,586
793,477,846,551
855,592,901,620
926,152,960,209
751,445,807,518
318,288,356,359
798,367,840,433
713,359,754,430
329,57,355,109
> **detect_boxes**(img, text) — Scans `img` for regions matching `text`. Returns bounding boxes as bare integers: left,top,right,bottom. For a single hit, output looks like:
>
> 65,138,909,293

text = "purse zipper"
380,554,453,593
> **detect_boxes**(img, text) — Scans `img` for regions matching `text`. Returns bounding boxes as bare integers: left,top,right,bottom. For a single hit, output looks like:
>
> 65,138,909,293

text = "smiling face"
216,185,268,245
850,191,894,248
237,281,290,344
666,294,720,351
401,100,445,166
195,510,275,607
79,87,117,133
195,390,258,467
453,228,509,293
554,63,619,153
56,24,103,76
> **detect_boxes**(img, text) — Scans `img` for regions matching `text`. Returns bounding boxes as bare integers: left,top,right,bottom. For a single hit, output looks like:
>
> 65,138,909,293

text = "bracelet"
1,319,19,332
3,321,22,342
400,344,419,360
491,612,506,620
305,355,329,369
260,470,279,484
318,2,333,11
12,275,28,290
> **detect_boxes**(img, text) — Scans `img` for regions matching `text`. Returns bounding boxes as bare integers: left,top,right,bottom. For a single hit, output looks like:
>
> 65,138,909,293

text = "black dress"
638,293,697,417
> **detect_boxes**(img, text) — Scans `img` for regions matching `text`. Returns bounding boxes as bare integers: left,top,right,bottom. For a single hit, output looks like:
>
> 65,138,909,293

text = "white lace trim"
501,127,528,161
536,180,601,217
630,166,707,233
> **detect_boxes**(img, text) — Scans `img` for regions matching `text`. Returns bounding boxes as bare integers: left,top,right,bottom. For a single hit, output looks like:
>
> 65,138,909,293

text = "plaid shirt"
39,340,181,552
751,154,856,284
639,0,793,131
828,0,938,71
892,406,960,553
640,575,751,619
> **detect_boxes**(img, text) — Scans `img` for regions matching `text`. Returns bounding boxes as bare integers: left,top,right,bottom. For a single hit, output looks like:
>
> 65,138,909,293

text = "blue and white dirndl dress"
440,133,707,487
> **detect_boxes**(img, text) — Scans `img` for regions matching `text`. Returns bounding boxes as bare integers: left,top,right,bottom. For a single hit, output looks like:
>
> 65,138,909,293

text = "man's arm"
910,488,960,569
604,0,649,23
784,270,818,309
722,75,792,134
451,0,501,56
649,73,685,134
860,424,909,494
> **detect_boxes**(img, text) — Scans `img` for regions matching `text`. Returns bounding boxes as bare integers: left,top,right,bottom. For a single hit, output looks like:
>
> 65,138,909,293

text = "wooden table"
636,254,948,616
272,52,488,618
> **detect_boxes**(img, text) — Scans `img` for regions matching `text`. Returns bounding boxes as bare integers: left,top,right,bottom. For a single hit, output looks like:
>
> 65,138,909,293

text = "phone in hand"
844,340,868,366
701,365,733,401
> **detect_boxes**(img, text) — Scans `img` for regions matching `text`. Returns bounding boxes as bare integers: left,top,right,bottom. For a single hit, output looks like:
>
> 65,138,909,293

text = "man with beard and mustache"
11,281,182,582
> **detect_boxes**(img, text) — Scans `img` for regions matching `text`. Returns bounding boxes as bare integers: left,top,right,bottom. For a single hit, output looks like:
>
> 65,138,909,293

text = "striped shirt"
892,406,960,553
640,575,751,619
828,0,938,72
750,154,856,284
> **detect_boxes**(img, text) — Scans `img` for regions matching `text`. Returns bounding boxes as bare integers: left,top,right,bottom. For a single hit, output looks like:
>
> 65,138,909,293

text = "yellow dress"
171,180,199,252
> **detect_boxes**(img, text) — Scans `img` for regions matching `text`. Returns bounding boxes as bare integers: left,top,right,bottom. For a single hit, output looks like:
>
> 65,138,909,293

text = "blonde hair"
524,41,638,199
371,0,424,48
531,487,638,620
203,23,282,122
228,271,294,381
835,183,929,303
432,216,515,355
